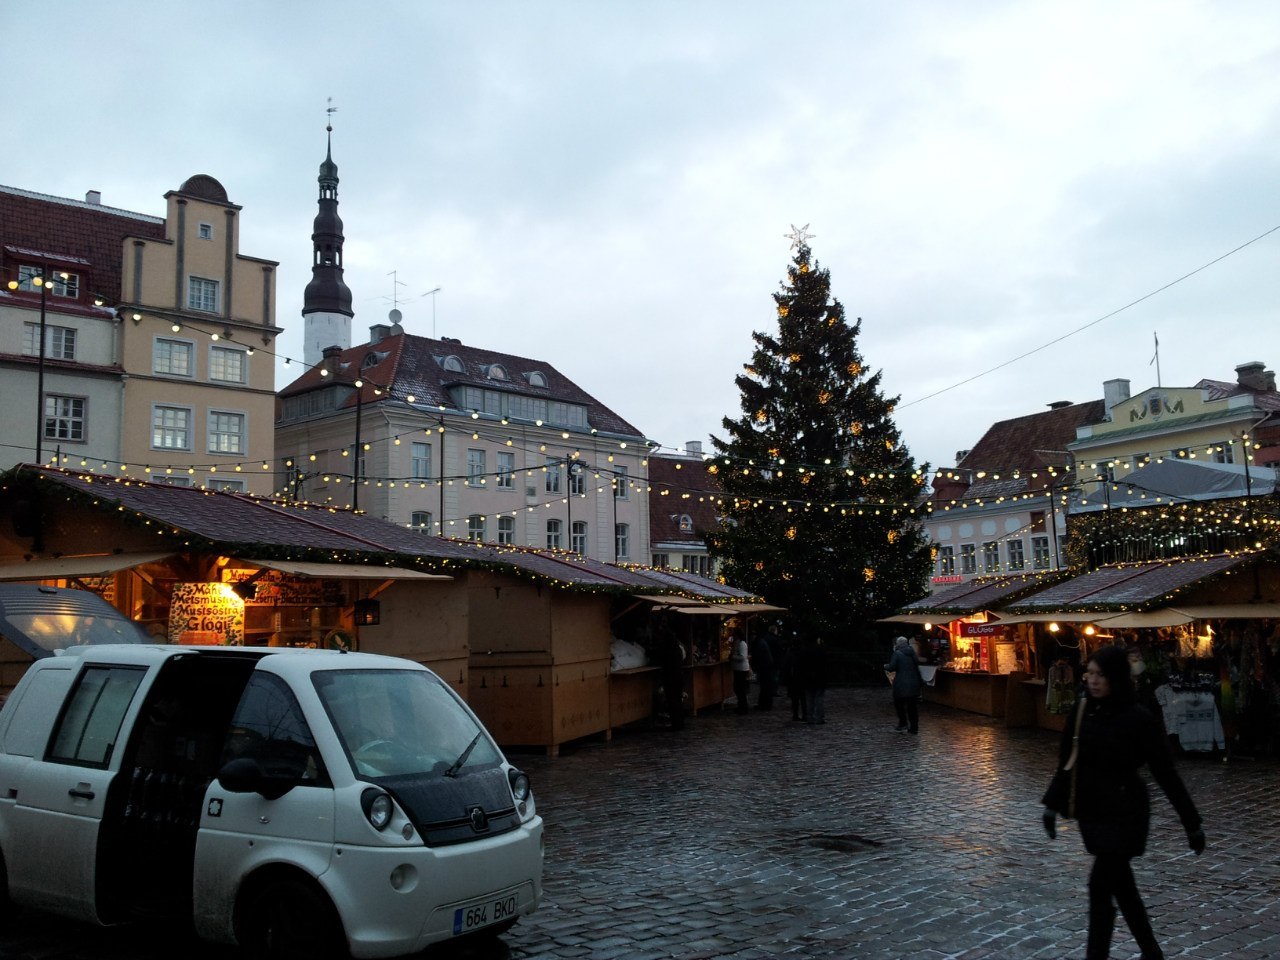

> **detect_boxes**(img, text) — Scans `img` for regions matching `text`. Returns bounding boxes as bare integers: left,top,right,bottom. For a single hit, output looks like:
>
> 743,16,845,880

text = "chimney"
1236,361,1275,392
1047,400,1072,410
685,440,703,457
85,190,101,205
369,324,391,344
320,344,343,378
1103,378,1131,420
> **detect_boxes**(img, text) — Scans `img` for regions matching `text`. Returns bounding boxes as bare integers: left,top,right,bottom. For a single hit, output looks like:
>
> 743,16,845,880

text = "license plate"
453,893,518,935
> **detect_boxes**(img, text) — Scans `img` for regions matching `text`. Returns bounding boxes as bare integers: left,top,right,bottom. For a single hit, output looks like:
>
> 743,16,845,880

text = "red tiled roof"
0,185,166,302
278,331,645,438
1003,553,1253,613
647,455,721,544
957,399,1106,474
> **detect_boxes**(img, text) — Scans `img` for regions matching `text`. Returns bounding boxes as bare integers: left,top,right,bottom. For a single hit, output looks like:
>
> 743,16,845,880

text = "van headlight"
361,788,393,830
508,768,531,803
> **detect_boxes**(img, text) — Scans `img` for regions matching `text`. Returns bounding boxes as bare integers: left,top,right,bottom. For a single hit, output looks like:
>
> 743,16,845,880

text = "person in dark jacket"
1042,644,1205,960
884,636,923,734
751,626,778,710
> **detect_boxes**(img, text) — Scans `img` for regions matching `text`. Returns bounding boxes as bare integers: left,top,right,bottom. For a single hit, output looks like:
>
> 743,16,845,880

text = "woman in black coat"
1041,644,1206,960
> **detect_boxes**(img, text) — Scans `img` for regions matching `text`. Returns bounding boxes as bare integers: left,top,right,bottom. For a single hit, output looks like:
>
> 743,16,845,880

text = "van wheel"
241,877,346,960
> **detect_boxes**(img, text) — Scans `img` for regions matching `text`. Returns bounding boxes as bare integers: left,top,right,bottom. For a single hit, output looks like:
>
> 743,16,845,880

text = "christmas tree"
708,233,933,640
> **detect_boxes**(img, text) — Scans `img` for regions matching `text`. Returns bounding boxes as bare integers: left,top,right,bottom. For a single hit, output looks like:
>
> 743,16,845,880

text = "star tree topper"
784,223,815,249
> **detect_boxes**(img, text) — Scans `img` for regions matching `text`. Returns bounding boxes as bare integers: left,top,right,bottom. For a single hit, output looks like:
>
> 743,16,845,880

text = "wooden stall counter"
923,668,1009,718
609,666,660,730
688,661,731,714
468,652,610,757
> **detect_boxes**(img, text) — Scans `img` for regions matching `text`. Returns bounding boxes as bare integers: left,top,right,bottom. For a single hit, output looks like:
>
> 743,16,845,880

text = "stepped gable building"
926,398,1104,587
276,136,652,563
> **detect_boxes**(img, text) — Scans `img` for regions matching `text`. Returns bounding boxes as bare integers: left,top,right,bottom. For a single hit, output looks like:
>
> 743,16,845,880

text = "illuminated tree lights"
709,241,933,638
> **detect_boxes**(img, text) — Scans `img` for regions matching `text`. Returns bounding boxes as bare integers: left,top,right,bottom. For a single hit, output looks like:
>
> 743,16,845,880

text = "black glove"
1187,828,1206,854
1042,809,1056,840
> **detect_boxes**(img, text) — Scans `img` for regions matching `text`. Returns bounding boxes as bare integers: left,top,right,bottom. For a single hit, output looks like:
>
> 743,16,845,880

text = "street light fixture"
6,267,65,465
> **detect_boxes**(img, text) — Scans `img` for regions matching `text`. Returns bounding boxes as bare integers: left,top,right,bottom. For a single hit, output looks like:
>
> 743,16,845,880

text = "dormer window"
361,352,381,370
678,514,694,533
442,355,464,373
487,363,508,381
526,370,548,388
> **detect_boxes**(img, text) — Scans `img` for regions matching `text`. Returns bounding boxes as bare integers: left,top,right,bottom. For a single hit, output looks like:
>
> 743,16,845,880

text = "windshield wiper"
445,732,483,778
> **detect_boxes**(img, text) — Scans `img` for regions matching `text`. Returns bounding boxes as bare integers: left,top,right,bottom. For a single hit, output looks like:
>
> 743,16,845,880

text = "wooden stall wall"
356,578,470,696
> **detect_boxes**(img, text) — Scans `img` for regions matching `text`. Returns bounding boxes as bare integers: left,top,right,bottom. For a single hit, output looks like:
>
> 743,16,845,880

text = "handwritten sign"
224,569,343,606
169,582,245,646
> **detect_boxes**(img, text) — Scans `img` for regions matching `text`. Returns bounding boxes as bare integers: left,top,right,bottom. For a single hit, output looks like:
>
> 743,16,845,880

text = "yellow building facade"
118,175,281,494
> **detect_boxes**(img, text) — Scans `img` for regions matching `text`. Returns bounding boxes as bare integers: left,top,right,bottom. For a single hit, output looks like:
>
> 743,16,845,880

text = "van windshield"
312,668,500,779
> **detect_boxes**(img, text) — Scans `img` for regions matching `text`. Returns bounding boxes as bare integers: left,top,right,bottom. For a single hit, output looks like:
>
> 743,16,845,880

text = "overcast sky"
8,1,1280,473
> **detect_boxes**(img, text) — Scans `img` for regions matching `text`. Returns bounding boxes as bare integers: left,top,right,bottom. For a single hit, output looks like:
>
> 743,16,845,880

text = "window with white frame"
982,541,1000,573
411,442,432,480
569,462,584,495
571,521,587,555
1032,535,1052,569
152,405,191,450
150,472,192,487
17,266,78,298
1211,443,1235,464
960,543,977,575
198,222,214,240
681,554,711,577
208,411,245,454
187,276,219,313
615,523,630,559
497,516,515,545
154,338,194,377
546,519,562,550
23,323,77,360
208,478,245,493
652,552,669,568
209,345,246,383
467,515,486,541
1006,539,1025,571
936,545,955,576
545,458,561,493
467,448,486,486
411,510,433,531
43,395,85,442
496,451,515,489
612,465,629,499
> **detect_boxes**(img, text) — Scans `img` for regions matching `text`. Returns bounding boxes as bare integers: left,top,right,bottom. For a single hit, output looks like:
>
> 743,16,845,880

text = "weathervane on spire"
784,223,815,249
326,97,337,133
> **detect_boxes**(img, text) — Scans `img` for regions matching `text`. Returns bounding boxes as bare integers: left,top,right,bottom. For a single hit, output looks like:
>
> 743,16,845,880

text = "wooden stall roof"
894,571,1066,617
1002,553,1255,614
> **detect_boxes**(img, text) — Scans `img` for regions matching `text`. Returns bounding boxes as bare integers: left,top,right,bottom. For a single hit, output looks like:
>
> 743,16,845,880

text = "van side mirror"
217,756,299,801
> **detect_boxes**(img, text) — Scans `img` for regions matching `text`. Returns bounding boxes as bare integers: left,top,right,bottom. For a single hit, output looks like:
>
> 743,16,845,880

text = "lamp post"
352,378,367,510
7,268,59,465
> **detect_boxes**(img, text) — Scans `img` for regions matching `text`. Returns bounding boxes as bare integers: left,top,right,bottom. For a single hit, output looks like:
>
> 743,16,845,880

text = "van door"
5,664,146,922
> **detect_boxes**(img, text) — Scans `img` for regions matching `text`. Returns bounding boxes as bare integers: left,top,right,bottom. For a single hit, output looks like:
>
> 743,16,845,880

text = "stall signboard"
223,569,343,606
956,622,1002,638
169,582,245,645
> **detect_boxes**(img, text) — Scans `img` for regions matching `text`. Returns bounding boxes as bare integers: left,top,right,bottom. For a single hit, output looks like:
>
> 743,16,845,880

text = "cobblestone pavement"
3,688,1277,960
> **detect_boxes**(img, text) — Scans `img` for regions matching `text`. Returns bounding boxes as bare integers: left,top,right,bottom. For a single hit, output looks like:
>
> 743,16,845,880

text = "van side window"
49,666,146,767
222,672,327,784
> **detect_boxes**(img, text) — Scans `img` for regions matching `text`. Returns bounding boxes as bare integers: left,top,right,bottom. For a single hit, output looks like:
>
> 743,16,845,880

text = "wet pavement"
3,687,1278,959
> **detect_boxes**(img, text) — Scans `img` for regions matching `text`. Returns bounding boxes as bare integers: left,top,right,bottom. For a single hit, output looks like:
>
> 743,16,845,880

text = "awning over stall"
0,552,175,582
240,558,452,581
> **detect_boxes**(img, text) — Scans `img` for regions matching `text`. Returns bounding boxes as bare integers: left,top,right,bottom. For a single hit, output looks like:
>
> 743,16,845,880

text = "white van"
0,642,544,958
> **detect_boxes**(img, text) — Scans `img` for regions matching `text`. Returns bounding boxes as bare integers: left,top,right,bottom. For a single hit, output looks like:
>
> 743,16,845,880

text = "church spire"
302,104,354,366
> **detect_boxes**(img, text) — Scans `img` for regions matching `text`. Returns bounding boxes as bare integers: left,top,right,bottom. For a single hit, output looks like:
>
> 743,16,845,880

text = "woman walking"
1041,644,1206,960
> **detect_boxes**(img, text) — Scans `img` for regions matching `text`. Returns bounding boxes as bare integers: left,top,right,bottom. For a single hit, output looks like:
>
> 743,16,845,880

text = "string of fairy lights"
8,295,1277,543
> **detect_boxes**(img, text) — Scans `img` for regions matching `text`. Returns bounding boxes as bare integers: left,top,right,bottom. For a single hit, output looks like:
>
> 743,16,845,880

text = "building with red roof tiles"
276,136,652,563
646,442,722,575
0,177,282,494
925,397,1104,589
